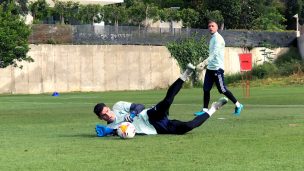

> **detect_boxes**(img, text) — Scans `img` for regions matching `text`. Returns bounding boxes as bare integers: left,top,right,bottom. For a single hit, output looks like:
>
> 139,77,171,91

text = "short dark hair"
208,20,218,25
93,103,106,117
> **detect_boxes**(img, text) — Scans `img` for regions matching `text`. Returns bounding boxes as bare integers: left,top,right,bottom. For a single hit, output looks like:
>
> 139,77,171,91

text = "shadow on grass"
59,133,96,138
59,133,133,140
59,133,152,140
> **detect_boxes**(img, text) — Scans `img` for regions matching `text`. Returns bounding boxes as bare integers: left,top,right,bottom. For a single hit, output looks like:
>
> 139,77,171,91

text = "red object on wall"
239,53,252,98
239,53,252,71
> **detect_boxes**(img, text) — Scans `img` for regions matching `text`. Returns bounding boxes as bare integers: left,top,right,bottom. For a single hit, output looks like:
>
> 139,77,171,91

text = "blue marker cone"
52,92,59,96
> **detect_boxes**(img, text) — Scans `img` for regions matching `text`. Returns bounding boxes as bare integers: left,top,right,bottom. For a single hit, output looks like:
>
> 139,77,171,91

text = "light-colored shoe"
180,63,196,81
211,97,228,110
184,63,195,76
186,63,195,70
234,104,243,116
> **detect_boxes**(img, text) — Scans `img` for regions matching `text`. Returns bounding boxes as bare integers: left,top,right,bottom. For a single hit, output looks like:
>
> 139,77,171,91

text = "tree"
127,0,184,8
157,0,184,8
108,0,159,27
180,8,199,28
78,4,103,24
301,2,304,25
52,1,80,25
239,0,260,29
158,7,181,23
16,0,29,15
104,5,128,27
0,0,29,16
284,0,304,29
192,2,208,28
183,0,204,8
252,6,286,31
205,0,242,29
146,3,159,23
62,1,80,25
53,1,66,24
128,2,146,28
0,2,33,69
28,0,51,23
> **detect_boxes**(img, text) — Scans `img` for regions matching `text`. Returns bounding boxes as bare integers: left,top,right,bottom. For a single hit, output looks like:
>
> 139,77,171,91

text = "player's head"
93,103,115,122
208,20,218,34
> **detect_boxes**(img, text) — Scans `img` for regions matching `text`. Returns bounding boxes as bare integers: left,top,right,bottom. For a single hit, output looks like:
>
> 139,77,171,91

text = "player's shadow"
59,133,126,140
62,134,124,140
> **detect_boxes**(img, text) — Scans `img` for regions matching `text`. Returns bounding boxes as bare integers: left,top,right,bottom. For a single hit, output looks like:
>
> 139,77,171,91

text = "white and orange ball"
117,122,136,139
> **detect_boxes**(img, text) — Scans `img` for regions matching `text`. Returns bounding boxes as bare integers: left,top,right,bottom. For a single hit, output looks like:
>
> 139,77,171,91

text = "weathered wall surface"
0,44,288,94
298,35,304,60
30,25,297,47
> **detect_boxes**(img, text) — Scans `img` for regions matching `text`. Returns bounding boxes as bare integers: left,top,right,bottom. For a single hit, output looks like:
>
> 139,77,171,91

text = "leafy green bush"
166,35,209,86
274,47,303,76
276,60,303,76
166,36,209,70
225,72,243,85
251,62,278,79
274,47,302,65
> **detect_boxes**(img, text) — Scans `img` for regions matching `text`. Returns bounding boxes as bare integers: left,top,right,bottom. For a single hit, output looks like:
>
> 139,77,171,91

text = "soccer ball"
117,122,136,139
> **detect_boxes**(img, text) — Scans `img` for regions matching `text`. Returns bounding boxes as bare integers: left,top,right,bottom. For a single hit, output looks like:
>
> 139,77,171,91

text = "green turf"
0,86,303,171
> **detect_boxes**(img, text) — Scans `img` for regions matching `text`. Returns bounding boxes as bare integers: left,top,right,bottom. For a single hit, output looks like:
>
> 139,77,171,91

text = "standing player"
194,20,243,116
93,63,228,137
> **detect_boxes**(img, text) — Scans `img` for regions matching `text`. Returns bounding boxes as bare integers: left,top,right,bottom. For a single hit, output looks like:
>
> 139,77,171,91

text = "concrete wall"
298,35,304,60
224,47,289,74
0,45,289,94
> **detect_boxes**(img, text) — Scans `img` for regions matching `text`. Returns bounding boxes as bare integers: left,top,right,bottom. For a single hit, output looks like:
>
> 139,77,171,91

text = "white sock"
235,101,241,107
206,107,216,116
203,108,208,112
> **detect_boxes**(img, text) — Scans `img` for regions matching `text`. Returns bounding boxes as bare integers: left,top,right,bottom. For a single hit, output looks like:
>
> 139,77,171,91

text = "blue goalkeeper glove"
124,112,136,122
95,124,114,137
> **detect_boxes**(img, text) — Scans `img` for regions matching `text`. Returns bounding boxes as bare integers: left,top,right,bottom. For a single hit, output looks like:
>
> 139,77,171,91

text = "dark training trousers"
203,69,237,108
147,78,210,134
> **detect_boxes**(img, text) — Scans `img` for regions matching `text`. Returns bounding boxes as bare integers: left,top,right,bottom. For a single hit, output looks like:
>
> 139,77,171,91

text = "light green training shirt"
107,101,157,135
206,32,225,70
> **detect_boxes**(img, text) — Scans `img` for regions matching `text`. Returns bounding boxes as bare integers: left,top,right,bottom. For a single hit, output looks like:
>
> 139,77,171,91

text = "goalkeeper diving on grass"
93,63,228,137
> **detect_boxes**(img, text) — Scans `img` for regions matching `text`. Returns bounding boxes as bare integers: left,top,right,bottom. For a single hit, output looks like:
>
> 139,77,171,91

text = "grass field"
0,86,303,171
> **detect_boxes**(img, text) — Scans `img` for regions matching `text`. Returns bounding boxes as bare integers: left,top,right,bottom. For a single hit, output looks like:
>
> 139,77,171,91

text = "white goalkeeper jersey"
107,101,157,135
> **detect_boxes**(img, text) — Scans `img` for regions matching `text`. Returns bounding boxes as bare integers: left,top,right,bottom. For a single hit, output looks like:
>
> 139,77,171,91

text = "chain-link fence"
29,24,297,47
72,25,209,45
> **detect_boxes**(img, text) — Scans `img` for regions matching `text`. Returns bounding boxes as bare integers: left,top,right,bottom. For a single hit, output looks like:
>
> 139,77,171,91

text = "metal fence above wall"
72,25,208,45
29,24,297,47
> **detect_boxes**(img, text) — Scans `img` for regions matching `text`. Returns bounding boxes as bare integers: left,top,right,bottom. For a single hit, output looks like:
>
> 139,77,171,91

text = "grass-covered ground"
0,85,303,171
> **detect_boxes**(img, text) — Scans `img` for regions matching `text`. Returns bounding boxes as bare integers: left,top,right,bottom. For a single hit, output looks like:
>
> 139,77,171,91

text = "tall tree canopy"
0,2,33,68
